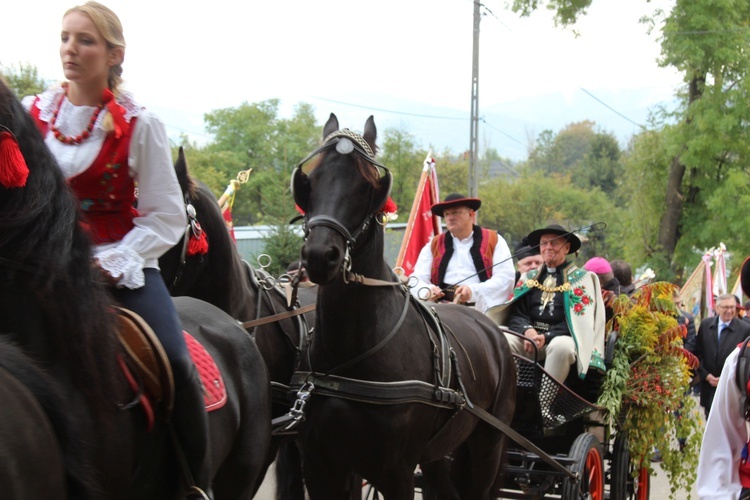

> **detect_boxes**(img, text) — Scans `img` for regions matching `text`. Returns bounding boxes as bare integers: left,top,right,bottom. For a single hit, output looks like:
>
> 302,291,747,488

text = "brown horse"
0,80,270,499
291,114,516,499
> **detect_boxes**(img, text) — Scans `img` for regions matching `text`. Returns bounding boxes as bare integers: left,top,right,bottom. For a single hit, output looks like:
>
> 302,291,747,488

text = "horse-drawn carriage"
491,328,649,500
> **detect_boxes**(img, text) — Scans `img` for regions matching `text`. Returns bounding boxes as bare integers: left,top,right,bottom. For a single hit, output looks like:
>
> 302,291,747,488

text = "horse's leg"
454,359,515,499
366,467,418,500
447,424,506,499
420,459,459,500
302,453,358,500
275,438,305,500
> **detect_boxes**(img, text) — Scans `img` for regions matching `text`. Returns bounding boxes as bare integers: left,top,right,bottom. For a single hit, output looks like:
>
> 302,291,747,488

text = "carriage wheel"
562,432,604,500
610,431,650,500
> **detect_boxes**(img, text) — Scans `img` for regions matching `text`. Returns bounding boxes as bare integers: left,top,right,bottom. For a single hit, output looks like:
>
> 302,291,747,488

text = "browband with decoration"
297,128,390,176
323,128,375,157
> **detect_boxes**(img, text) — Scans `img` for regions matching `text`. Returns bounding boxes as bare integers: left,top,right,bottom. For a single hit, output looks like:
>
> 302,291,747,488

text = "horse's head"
293,113,392,285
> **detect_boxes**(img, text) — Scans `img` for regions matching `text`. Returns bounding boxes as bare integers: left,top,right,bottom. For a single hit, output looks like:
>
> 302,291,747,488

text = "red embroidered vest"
430,226,498,286
30,96,139,245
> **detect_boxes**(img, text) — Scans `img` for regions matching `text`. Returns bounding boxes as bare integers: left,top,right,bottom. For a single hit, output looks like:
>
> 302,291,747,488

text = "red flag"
395,156,440,275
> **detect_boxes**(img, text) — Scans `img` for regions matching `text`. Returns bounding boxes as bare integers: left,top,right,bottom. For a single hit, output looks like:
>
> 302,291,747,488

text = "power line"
579,87,644,128
308,95,466,121
479,117,524,145
162,122,214,142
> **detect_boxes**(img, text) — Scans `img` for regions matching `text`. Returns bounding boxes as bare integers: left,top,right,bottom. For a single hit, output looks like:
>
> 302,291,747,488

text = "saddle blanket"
184,332,227,412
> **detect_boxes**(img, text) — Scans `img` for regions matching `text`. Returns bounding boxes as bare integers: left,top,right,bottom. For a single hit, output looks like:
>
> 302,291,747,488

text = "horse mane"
354,153,381,188
197,182,253,314
170,150,252,316
0,80,119,411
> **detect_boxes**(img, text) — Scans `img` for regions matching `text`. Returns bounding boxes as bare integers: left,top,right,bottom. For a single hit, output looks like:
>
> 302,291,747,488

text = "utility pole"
468,0,480,198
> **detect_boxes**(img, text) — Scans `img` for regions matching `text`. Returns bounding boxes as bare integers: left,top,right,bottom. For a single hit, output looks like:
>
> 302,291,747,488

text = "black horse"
160,149,313,393
0,80,271,499
158,149,316,499
0,341,66,499
291,114,516,499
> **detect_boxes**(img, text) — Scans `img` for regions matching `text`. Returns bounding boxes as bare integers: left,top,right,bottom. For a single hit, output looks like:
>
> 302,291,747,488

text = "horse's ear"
291,167,310,213
363,116,377,152
175,146,188,177
323,113,339,139
174,146,196,194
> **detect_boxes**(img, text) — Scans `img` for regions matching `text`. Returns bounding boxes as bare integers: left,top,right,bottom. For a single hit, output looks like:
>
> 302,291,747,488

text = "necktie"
719,323,728,342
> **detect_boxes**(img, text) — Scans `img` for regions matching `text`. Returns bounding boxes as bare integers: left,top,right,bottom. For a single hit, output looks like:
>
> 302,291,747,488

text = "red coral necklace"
49,84,105,145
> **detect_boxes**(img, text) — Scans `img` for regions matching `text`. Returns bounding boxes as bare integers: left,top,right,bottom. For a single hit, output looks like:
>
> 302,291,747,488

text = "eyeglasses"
716,305,735,310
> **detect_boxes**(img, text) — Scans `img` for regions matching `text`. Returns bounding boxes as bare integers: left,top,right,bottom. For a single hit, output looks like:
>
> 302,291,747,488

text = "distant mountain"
305,88,679,162
153,88,680,163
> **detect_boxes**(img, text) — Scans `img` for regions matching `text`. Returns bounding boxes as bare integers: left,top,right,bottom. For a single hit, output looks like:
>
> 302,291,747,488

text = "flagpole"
395,153,437,270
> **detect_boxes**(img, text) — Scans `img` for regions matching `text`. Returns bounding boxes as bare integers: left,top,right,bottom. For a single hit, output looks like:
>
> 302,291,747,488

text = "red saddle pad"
184,332,227,412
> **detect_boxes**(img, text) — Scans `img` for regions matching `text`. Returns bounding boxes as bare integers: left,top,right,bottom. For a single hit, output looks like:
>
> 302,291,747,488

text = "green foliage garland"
597,282,702,498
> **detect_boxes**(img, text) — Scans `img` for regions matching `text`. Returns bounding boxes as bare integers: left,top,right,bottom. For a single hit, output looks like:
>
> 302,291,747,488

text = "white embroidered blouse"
22,86,186,289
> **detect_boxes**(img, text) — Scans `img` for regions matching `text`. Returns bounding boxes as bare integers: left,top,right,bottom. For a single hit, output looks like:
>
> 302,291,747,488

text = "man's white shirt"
410,232,515,313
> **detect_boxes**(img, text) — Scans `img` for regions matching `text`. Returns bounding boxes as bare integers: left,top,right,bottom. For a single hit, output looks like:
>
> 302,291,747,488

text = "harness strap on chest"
288,371,464,408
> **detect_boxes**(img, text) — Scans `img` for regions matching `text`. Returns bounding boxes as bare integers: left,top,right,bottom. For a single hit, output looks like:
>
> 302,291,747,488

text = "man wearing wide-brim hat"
502,224,606,385
410,193,515,313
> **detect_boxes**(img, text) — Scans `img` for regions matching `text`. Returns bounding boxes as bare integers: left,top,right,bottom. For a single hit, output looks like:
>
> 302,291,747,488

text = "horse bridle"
291,129,393,279
169,193,206,292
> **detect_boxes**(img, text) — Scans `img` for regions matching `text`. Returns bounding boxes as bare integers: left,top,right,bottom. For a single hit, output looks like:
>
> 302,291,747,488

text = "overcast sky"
2,0,682,157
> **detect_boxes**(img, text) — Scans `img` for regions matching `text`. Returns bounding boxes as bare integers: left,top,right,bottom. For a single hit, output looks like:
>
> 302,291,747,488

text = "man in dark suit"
694,293,750,418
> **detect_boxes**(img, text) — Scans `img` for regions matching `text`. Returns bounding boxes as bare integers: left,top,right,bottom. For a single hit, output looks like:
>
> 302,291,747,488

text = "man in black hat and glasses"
410,193,515,313
504,224,606,385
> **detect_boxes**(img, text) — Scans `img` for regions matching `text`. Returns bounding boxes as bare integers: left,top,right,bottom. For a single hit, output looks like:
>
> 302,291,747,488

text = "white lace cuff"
96,245,145,289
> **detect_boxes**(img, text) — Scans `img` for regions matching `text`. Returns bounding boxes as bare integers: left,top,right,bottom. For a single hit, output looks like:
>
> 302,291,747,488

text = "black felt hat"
430,193,481,217
526,224,581,255
514,236,540,261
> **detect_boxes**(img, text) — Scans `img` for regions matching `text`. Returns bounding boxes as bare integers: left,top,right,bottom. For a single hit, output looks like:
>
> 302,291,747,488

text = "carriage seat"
499,326,612,404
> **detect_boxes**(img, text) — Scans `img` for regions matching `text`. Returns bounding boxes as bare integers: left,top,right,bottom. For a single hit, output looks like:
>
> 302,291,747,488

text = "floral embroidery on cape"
569,285,593,316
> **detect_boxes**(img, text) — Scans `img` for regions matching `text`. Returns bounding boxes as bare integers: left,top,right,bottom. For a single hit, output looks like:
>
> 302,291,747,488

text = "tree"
378,128,426,222
203,100,321,225
652,0,750,273
573,131,621,196
510,0,592,26
524,122,622,197
478,169,617,260
616,126,676,279
2,62,47,99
